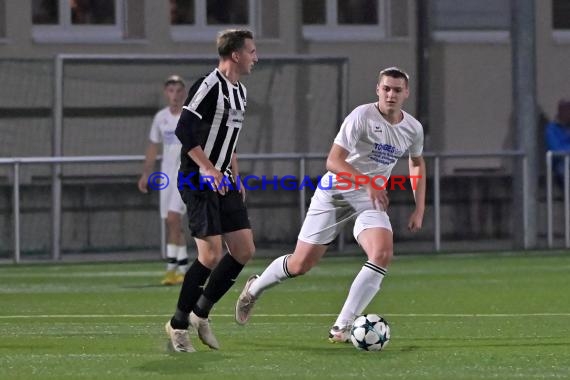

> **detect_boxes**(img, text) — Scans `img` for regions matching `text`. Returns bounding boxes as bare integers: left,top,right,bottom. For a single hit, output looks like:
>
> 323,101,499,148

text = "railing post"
546,151,553,248
13,162,21,264
434,156,441,252
299,157,306,223
564,153,570,248
52,55,63,261
160,219,166,260
522,155,529,248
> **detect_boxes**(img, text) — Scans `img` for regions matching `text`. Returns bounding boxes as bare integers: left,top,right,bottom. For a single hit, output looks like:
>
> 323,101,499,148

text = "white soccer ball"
350,314,390,351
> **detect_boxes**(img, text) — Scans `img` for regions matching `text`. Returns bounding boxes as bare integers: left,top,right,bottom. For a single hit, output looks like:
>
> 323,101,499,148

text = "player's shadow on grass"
242,340,357,353
242,337,570,354
121,284,176,289
398,340,570,352
136,352,225,375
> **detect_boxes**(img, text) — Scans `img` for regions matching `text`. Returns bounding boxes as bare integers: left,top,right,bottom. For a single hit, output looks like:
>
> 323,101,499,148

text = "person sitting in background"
545,99,570,186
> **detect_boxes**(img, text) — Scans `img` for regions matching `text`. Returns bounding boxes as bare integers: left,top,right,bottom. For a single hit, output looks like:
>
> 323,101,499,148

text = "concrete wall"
1,0,569,256
2,0,568,167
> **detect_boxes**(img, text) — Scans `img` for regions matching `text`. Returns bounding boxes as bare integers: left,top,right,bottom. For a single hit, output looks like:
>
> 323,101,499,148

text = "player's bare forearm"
408,156,426,214
407,156,425,232
142,143,159,176
188,145,226,193
230,152,240,178
138,143,159,193
326,144,364,179
231,152,246,200
327,143,389,210
187,146,217,173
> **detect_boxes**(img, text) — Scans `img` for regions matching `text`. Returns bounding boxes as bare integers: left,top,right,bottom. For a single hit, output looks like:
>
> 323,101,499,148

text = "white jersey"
320,103,424,194
149,107,182,177
149,107,186,218
299,103,424,244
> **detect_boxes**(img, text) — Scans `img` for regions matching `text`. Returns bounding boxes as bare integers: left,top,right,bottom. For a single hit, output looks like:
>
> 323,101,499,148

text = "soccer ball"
350,314,390,351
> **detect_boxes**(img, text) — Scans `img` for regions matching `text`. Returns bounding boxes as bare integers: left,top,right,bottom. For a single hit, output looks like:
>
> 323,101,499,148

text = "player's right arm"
326,144,389,211
175,77,226,193
327,108,389,210
138,142,159,193
138,111,163,193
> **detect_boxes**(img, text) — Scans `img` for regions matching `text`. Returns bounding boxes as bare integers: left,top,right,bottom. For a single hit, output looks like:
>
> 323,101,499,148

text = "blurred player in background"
164,29,258,353
138,75,189,285
235,67,426,343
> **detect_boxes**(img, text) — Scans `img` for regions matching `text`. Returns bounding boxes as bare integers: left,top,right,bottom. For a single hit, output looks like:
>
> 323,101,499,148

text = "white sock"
334,261,387,327
176,245,189,274
248,254,293,298
166,244,178,272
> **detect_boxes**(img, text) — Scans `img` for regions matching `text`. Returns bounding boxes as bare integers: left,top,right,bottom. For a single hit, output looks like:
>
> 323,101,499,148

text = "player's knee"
240,246,255,263
165,214,181,229
367,249,393,267
198,249,223,268
226,241,255,264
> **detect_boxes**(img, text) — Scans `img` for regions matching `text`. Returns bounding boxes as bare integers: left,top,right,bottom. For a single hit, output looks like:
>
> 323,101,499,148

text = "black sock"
193,253,244,318
170,308,190,330
177,257,189,267
171,259,211,328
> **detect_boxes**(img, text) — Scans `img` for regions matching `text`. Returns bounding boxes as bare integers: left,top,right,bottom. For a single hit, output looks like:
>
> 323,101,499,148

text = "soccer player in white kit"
235,67,427,343
138,75,189,285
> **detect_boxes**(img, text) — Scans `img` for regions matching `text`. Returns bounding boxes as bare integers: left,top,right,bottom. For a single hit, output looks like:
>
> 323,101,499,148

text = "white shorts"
160,180,186,219
298,188,392,245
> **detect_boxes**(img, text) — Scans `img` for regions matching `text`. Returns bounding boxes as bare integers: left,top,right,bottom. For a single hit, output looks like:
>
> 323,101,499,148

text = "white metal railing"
1,151,526,263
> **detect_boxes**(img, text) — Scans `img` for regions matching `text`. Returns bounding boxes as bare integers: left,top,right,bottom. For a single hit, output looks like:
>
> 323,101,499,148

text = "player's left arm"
231,152,246,201
407,155,426,232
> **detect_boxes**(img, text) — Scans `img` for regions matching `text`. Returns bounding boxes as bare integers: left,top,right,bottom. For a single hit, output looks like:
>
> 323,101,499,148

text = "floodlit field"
1,252,569,379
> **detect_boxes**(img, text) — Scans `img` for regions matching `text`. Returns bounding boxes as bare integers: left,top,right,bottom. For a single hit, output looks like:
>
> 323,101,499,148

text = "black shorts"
180,188,251,238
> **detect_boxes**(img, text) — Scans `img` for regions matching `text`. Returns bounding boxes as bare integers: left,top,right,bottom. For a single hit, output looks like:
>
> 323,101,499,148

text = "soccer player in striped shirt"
164,29,258,353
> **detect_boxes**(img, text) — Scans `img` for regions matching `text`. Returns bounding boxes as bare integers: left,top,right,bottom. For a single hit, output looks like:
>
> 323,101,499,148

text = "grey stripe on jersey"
184,75,217,119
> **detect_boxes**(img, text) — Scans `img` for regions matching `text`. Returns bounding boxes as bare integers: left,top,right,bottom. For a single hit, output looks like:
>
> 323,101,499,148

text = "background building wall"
1,0,569,255
2,1,568,165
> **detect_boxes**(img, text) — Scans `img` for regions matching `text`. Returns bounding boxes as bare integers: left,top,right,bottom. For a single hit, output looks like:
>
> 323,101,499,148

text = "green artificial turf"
1,252,569,379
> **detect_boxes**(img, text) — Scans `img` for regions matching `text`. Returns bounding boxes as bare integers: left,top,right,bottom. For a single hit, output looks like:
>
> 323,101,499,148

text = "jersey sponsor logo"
227,109,244,128
369,143,403,165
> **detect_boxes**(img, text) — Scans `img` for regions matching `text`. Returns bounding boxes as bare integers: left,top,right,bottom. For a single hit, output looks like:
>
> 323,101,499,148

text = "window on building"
0,0,6,39
170,0,251,25
31,0,134,42
302,0,326,25
207,0,248,25
553,0,570,30
337,0,378,25
33,0,117,25
32,0,59,24
170,0,257,41
71,0,116,24
431,0,510,42
303,0,394,41
170,0,195,25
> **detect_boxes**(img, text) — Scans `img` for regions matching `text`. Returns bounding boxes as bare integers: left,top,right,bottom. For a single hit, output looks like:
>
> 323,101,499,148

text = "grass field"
1,252,570,379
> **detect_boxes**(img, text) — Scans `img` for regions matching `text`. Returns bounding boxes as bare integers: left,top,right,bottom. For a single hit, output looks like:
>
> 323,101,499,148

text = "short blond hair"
164,75,185,88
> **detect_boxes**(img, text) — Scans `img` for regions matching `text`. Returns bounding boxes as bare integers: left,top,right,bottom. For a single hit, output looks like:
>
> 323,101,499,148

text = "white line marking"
0,313,569,319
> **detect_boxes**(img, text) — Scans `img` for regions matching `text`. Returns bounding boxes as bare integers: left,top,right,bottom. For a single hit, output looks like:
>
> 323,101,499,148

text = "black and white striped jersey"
176,68,247,178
